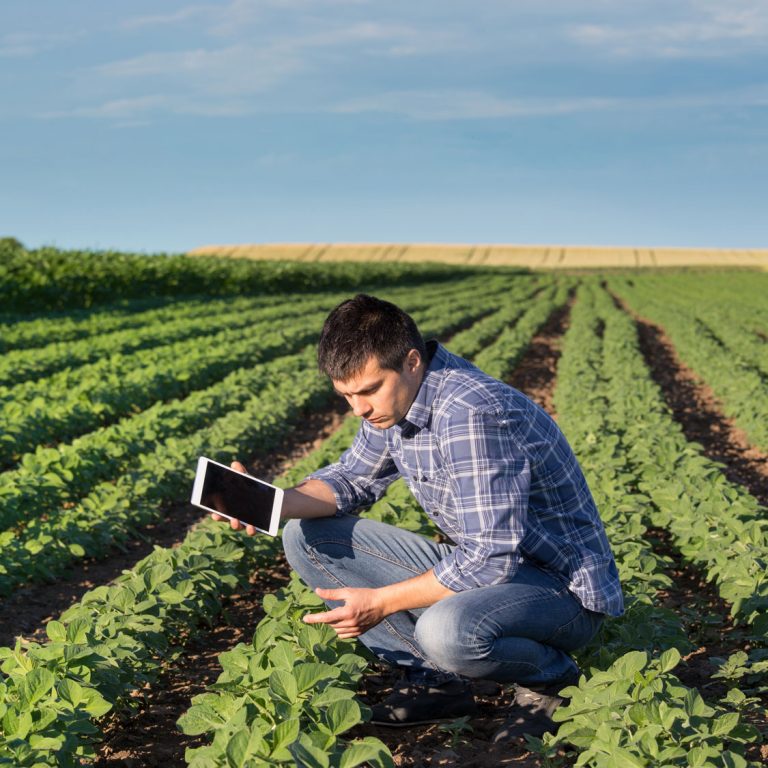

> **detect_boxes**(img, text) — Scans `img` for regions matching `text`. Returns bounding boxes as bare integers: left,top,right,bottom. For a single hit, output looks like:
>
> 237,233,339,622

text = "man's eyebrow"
334,379,383,396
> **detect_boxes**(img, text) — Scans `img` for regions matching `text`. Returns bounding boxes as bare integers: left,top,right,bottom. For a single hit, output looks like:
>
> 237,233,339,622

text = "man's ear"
406,348,422,373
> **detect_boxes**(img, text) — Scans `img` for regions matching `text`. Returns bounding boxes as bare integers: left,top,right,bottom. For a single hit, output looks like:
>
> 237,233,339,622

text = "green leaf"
269,640,297,671
711,712,739,736
45,620,67,642
311,686,356,708
177,702,227,736
56,678,84,707
66,618,90,644
289,734,330,768
658,647,681,673
269,669,298,704
19,668,55,707
294,662,340,693
339,737,395,768
270,718,300,757
324,699,362,735
225,728,250,768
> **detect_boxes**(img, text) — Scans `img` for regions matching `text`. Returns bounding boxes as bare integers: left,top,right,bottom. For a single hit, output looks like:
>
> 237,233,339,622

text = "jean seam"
302,537,436,577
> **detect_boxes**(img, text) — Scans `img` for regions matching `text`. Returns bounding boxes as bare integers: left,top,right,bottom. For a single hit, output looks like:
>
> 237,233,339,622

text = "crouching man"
217,293,623,740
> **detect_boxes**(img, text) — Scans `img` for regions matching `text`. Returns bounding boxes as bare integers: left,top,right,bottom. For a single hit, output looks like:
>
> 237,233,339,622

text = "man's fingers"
211,513,223,522
303,606,349,625
246,524,256,536
231,461,247,474
315,587,349,601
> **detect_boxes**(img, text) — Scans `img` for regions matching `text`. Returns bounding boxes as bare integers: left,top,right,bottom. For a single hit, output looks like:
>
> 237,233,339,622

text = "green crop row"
446,279,546,359
0,293,341,388
0,273,515,468
0,293,283,354
554,284,693,667
0,404,372,765
611,277,768,453
0,519,279,766
0,283,513,594
0,349,316,532
0,243,482,312
472,281,573,379
0,359,332,596
616,273,768,379
532,281,763,766
0,278,505,532
0,312,325,468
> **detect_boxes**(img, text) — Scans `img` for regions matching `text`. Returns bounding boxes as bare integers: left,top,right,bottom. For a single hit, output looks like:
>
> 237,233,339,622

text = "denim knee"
414,601,476,675
281,517,308,571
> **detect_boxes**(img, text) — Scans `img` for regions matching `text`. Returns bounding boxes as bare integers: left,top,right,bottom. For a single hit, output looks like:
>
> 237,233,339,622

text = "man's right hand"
210,460,258,536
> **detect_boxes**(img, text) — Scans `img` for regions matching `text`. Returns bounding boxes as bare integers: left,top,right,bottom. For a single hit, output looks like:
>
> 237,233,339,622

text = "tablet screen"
199,461,277,531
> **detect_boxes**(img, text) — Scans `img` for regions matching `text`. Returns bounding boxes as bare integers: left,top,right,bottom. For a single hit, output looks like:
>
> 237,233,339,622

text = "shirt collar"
400,339,447,432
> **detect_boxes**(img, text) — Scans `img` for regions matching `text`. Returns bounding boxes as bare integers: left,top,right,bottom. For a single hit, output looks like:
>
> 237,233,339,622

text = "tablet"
191,457,283,536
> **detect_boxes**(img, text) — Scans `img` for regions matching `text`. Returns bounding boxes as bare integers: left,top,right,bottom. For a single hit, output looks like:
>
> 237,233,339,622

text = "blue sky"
1,1,767,252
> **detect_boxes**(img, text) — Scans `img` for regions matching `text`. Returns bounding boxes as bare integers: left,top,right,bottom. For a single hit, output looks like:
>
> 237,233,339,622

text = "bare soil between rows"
620,297,768,509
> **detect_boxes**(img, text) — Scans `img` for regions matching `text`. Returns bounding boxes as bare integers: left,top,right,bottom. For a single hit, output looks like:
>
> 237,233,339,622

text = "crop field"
0,242,766,767
189,243,768,271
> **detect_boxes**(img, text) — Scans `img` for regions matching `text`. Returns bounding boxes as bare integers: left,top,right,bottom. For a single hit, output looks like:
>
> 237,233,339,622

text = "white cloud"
332,85,768,120
121,5,216,30
0,31,81,58
41,95,168,119
568,1,768,58
93,44,302,96
333,90,620,120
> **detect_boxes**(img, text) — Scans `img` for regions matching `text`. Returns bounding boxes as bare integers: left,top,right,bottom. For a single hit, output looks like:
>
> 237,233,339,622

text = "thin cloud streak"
0,30,82,58
568,2,768,58
332,86,768,120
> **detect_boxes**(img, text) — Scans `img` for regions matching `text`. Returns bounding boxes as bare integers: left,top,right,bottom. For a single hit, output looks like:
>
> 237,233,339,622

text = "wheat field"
189,243,768,270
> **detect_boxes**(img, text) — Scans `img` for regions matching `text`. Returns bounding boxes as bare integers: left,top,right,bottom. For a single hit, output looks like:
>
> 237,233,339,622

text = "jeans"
282,515,603,687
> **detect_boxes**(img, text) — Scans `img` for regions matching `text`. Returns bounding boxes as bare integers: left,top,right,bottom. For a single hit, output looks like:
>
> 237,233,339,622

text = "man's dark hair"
317,294,427,381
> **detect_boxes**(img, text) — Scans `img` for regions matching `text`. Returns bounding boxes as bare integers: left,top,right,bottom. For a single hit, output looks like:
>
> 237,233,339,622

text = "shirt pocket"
411,465,453,513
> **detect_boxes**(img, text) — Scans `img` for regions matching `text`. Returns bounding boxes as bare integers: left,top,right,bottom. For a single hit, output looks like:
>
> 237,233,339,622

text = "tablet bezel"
191,456,283,536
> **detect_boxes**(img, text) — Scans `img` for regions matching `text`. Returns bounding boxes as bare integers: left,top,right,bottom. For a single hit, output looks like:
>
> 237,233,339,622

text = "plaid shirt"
310,341,624,616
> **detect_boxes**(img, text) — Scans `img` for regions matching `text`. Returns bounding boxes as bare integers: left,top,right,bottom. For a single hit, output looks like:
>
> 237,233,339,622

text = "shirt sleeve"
307,419,401,515
432,408,529,591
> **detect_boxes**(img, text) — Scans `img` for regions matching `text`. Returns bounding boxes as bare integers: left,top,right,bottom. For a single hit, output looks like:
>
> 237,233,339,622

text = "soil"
614,294,768,508
506,297,573,415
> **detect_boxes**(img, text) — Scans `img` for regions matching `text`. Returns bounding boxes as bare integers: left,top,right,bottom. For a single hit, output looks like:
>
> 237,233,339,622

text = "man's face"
332,350,425,429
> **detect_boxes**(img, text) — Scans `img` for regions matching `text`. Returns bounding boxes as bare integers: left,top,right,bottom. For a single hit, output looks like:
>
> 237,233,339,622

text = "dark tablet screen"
200,462,277,531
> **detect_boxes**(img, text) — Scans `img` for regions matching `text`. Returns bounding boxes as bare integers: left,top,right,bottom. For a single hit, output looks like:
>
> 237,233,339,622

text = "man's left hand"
303,587,386,638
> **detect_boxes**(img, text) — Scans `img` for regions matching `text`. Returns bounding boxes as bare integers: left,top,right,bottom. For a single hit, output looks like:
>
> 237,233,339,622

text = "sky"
1,1,767,253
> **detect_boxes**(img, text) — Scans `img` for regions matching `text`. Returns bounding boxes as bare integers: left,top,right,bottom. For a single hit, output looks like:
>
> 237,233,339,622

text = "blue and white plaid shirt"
310,341,624,617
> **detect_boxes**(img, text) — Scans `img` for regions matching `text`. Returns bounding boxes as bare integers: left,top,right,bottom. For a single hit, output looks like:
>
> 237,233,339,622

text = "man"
215,293,623,739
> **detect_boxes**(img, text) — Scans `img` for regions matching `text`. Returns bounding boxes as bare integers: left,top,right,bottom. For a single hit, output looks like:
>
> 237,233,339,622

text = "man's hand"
210,461,258,536
303,587,386,639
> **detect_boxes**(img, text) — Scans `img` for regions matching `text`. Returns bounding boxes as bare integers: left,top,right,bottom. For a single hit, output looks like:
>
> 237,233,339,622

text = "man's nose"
350,396,371,417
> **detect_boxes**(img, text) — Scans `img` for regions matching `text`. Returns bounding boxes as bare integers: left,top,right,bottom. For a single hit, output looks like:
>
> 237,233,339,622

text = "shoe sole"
370,712,478,728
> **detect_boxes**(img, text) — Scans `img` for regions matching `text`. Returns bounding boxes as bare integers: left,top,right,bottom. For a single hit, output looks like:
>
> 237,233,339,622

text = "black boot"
370,677,478,727
491,676,578,742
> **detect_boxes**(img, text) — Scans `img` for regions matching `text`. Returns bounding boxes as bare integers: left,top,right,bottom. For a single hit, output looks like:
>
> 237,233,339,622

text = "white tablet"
191,457,283,536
